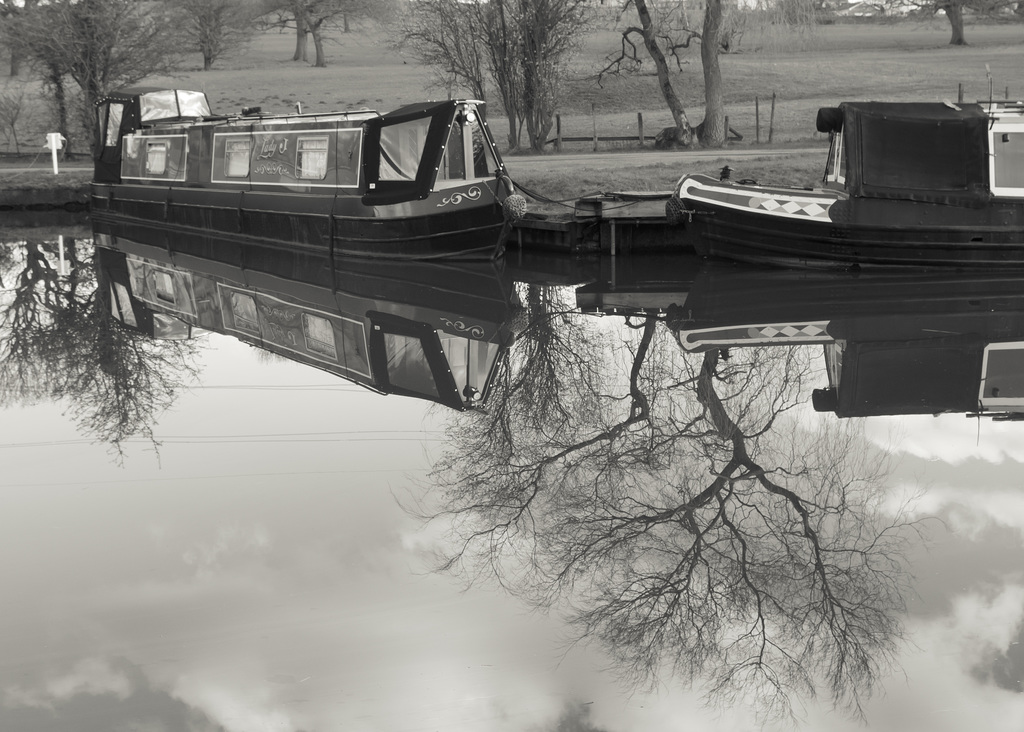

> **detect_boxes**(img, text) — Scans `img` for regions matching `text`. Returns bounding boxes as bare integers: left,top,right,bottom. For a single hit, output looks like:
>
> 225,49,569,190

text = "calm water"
2,223,1023,732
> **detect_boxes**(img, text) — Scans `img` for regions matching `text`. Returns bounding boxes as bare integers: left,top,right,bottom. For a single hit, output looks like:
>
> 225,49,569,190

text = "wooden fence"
545,101,763,151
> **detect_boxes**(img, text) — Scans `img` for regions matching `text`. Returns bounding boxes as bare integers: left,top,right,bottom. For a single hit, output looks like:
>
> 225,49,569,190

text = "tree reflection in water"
0,237,199,456
428,283,925,722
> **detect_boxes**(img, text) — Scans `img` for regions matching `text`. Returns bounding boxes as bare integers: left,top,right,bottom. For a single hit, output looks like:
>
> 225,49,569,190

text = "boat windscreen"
176,90,211,117
439,335,499,402
139,89,211,121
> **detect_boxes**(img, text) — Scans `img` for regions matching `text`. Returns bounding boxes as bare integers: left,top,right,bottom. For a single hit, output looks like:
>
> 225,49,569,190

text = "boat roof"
817,101,991,206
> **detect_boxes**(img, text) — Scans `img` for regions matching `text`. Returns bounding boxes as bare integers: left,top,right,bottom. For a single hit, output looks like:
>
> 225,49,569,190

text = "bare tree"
0,239,200,457
897,0,1023,46
174,0,257,71
0,81,30,153
400,0,589,152
422,303,924,722
0,0,38,77
6,0,184,153
262,0,399,67
400,0,491,101
601,0,728,147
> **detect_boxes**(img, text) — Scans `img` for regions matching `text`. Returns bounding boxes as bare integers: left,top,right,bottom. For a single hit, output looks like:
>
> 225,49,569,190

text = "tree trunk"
943,2,967,46
46,65,71,156
203,51,214,71
699,0,725,147
293,14,308,61
311,20,327,67
633,0,692,143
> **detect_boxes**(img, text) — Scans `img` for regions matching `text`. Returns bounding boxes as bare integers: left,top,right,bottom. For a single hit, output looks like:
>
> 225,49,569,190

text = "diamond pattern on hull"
755,197,829,218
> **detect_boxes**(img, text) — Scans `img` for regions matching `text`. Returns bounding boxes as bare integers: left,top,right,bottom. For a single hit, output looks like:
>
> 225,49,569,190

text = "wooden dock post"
755,96,760,144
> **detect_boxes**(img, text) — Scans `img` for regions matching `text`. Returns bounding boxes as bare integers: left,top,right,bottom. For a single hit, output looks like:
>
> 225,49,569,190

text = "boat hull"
673,174,1024,269
90,180,509,260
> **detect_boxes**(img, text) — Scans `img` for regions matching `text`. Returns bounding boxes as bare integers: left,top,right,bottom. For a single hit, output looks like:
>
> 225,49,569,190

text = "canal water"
1,221,1022,732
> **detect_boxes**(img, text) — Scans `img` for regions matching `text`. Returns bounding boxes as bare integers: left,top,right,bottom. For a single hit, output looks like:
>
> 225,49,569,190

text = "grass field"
140,16,1023,145
2,16,1021,196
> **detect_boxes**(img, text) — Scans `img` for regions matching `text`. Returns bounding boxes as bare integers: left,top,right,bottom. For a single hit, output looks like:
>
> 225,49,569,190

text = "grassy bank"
509,151,826,202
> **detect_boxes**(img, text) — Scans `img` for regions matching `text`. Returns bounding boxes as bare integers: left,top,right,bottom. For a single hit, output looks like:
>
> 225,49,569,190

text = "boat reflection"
577,254,1024,419
94,222,522,411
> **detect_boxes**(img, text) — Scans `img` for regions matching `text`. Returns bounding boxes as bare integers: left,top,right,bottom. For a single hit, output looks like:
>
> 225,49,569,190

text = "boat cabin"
816,102,1001,204
93,87,504,203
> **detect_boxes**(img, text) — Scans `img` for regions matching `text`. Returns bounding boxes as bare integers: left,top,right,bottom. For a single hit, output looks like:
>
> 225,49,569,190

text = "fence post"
556,114,562,152
637,111,644,146
768,92,776,144
592,103,598,152
755,96,760,144
958,83,964,104
724,115,729,145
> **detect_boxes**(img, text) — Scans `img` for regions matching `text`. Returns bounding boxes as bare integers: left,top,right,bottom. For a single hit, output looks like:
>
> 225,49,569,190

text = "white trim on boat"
679,176,842,222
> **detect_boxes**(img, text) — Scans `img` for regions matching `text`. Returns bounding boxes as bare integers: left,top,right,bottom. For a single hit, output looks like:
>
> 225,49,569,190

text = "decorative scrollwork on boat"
437,186,482,208
440,317,485,338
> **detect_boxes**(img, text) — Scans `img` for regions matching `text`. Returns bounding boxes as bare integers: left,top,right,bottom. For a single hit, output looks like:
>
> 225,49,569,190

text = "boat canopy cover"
837,102,990,206
828,336,984,416
815,107,843,134
99,87,212,121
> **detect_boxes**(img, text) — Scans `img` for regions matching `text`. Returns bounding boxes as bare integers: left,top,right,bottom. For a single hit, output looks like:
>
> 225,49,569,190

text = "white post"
57,235,71,276
44,132,66,174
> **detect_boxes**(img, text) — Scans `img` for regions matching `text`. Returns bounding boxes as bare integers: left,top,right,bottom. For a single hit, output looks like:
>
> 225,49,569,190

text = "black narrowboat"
668,101,1024,269
92,88,523,260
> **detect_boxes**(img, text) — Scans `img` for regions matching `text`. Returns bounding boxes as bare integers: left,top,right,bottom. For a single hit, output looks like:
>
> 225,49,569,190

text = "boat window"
383,333,438,397
439,335,499,402
175,90,211,117
138,90,211,121
229,292,259,334
297,136,329,180
980,343,1024,407
438,122,467,184
110,282,136,327
379,117,430,181
104,103,124,147
302,313,338,359
468,116,498,178
823,130,845,185
337,129,361,186
139,91,179,121
436,109,499,188
225,139,251,178
146,141,168,175
153,271,176,304
991,128,1024,195
152,313,192,340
